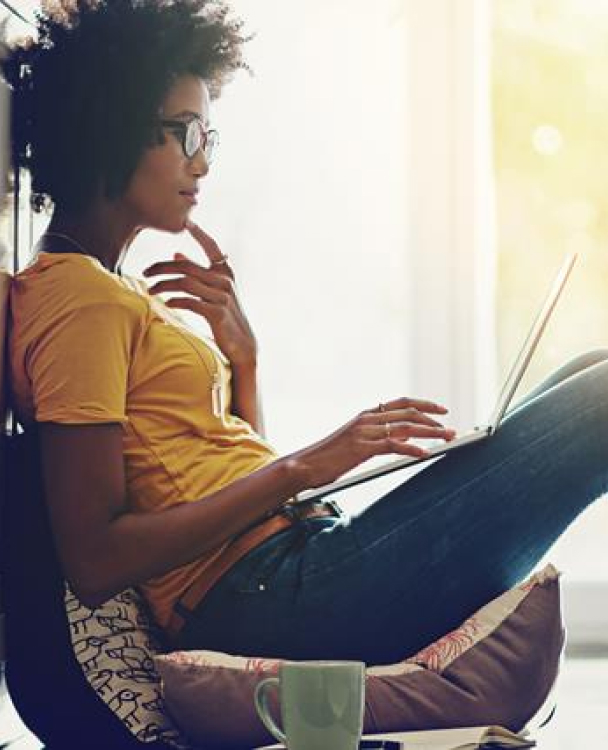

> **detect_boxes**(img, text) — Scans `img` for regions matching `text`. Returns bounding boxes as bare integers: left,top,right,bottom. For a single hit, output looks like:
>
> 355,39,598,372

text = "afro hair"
0,0,250,214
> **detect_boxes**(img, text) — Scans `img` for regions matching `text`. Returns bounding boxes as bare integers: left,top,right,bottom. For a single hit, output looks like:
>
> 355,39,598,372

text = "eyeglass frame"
158,115,219,163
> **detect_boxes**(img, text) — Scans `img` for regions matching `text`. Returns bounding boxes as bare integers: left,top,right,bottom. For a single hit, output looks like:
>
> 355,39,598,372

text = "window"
493,0,608,593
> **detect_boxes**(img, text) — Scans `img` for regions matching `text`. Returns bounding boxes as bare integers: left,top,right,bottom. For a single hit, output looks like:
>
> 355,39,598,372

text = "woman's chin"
154,215,191,235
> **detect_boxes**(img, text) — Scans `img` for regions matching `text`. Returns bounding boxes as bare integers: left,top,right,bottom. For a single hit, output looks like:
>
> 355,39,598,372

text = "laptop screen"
487,252,577,433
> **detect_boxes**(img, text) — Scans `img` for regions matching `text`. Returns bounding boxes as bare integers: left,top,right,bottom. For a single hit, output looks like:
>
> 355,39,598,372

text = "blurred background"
1,1,608,746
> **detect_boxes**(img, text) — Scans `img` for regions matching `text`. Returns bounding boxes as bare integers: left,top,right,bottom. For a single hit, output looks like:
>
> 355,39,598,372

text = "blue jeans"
176,351,608,665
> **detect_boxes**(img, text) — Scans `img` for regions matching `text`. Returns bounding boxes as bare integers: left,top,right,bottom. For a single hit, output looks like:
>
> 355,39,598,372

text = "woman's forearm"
230,359,265,435
83,454,305,607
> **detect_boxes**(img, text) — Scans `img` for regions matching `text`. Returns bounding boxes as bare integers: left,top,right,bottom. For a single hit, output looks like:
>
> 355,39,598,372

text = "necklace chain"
42,231,90,256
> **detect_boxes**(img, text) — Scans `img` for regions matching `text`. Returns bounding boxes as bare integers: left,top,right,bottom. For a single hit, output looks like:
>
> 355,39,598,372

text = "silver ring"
211,254,229,267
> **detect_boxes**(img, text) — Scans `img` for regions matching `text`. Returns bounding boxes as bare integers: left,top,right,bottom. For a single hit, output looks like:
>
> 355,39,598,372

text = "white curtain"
404,0,497,428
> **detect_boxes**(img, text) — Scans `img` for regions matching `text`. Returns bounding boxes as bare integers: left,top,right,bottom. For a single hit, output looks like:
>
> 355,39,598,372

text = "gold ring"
211,254,229,267
384,422,391,438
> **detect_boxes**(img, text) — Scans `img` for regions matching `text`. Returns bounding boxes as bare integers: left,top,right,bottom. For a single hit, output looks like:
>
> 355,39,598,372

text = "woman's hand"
287,397,456,489
143,220,257,367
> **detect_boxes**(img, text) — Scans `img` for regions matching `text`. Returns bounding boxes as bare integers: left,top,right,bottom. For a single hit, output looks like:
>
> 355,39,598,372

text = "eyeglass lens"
185,120,217,162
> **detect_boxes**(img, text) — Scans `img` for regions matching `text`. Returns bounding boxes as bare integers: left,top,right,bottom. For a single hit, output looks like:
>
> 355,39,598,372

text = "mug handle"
254,677,286,744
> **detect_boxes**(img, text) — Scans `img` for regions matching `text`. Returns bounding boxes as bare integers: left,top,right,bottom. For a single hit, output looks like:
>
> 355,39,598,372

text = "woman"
2,0,608,667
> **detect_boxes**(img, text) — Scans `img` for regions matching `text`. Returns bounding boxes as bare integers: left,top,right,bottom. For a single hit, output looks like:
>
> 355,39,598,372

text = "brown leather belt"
167,499,342,640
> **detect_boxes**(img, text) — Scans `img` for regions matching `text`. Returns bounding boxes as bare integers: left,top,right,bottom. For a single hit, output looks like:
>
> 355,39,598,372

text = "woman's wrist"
230,355,258,373
280,452,314,494
228,336,258,370
229,357,262,431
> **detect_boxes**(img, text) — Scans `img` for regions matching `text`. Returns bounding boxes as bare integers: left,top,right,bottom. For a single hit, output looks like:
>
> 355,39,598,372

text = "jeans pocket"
228,526,305,595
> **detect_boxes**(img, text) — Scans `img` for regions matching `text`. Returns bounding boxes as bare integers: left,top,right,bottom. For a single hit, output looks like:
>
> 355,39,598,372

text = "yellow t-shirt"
9,251,279,629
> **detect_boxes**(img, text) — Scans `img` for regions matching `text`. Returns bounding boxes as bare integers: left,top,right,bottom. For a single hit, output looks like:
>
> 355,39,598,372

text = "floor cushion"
154,565,564,750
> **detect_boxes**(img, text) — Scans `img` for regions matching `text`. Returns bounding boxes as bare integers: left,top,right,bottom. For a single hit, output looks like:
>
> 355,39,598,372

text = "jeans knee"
570,348,608,372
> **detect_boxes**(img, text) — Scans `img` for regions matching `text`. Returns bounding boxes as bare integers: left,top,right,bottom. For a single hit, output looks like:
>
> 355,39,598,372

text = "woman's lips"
180,192,198,206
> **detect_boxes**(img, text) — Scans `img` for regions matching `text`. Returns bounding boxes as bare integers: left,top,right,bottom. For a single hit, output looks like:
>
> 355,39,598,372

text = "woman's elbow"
65,557,125,610
68,576,118,610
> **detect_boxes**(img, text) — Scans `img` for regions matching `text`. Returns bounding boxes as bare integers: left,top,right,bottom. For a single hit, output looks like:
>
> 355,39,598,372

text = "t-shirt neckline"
35,248,121,276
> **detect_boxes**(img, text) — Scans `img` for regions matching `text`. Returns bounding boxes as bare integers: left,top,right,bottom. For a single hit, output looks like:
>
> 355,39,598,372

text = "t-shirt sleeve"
26,301,139,425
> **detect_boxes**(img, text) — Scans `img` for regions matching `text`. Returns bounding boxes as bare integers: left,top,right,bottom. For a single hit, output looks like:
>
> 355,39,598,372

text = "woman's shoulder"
12,252,148,314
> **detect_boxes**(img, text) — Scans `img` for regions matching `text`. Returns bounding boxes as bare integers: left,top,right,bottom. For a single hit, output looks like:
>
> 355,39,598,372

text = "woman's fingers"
394,423,456,440
359,438,431,459
162,296,215,317
185,219,222,261
147,275,228,303
361,422,455,442
362,404,451,430
373,408,445,429
357,422,455,463
378,396,449,415
185,220,234,279
143,259,232,290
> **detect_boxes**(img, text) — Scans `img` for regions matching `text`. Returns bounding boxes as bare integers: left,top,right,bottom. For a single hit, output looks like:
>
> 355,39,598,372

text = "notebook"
256,724,535,749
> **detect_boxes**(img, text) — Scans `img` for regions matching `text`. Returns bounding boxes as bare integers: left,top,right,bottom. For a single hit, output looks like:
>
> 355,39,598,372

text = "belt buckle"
280,498,343,522
324,499,343,518
280,503,303,523
303,498,343,519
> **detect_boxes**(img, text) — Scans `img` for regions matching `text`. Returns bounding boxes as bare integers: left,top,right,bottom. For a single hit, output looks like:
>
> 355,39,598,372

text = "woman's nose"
190,146,209,178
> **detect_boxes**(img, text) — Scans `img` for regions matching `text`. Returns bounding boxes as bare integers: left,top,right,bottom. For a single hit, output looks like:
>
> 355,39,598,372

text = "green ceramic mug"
254,660,366,750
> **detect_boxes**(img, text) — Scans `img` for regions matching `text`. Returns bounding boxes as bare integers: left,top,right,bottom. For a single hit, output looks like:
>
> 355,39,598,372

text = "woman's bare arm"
39,422,301,608
39,396,453,608
230,359,265,435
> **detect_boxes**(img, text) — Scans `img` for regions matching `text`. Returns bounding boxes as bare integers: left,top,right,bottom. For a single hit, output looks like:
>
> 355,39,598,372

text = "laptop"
298,253,578,503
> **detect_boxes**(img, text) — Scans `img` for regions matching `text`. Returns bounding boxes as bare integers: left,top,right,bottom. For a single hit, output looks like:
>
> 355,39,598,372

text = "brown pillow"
155,564,564,750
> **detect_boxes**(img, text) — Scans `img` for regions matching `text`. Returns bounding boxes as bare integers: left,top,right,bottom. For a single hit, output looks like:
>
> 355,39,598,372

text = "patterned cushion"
65,586,189,748
154,565,564,750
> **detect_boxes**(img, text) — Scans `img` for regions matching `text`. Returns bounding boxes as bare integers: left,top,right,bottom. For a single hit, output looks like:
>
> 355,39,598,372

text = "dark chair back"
0,264,10,665
1,428,174,750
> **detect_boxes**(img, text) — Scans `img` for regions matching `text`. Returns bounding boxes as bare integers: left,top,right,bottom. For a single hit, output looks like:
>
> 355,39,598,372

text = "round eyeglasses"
159,117,219,163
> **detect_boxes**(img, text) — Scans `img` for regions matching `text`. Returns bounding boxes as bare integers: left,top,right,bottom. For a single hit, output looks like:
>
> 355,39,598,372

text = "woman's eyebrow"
169,109,208,124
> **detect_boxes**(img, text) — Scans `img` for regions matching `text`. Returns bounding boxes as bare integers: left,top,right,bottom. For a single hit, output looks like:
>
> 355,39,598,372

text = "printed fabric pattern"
65,585,190,748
